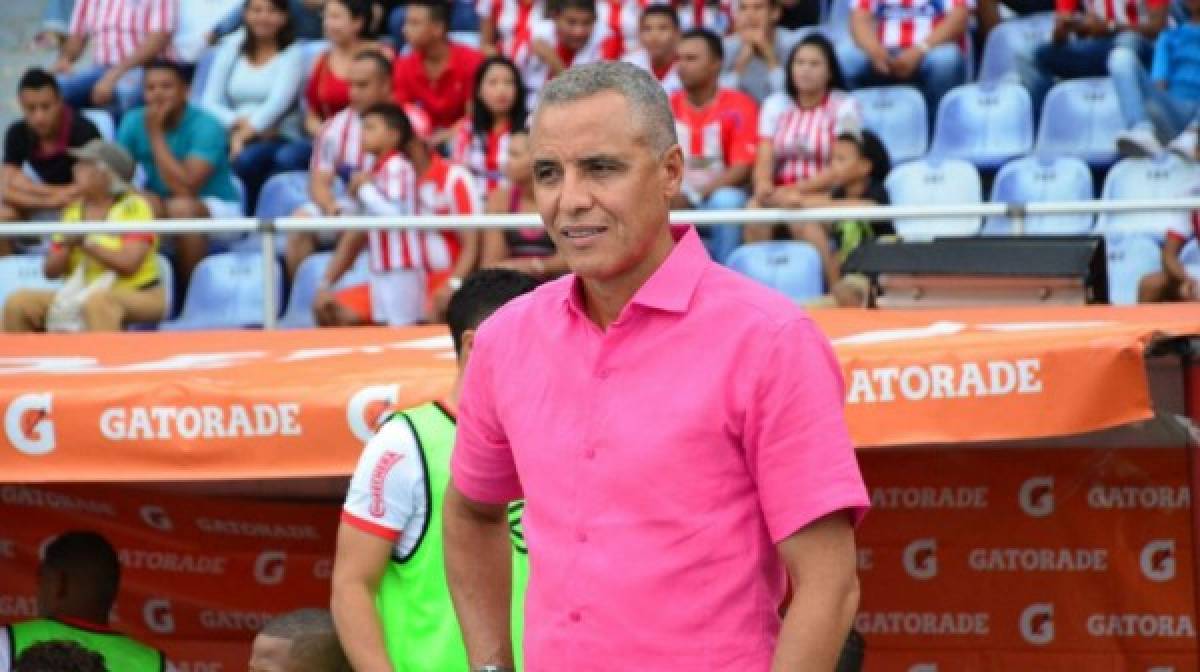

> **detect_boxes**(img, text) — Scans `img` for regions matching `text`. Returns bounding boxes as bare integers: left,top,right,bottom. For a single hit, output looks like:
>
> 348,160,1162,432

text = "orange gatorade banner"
856,446,1196,671
0,483,339,671
0,305,1196,481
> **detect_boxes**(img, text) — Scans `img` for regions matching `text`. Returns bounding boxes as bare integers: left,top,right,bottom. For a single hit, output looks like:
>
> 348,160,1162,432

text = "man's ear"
661,144,685,202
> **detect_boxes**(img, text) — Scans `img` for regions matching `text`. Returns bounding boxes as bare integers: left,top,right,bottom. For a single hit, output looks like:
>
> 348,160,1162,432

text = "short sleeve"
743,317,869,543
1166,211,1195,243
1150,32,1170,83
757,93,788,140
342,417,425,541
183,112,226,168
311,117,338,173
74,114,101,145
4,123,27,167
451,322,523,503
727,93,760,166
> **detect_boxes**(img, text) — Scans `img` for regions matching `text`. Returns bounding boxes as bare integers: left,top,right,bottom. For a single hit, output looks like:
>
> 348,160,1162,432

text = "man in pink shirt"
445,61,869,671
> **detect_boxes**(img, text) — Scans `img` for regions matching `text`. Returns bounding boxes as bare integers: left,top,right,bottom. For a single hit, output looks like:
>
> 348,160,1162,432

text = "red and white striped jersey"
450,120,513,195
670,88,759,190
360,151,421,273
598,0,649,59
759,90,859,185
623,49,683,94
412,155,480,273
312,108,365,176
851,0,970,51
522,19,613,104
68,0,176,67
1056,0,1167,26
478,0,548,67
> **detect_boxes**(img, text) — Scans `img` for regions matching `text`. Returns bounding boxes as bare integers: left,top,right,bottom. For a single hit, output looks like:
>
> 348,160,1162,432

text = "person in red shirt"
302,0,393,138
394,0,485,144
669,28,758,262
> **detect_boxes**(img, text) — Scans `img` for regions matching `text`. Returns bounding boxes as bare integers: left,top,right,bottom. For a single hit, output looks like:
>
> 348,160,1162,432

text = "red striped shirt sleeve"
68,0,91,36
150,0,175,33
449,169,479,215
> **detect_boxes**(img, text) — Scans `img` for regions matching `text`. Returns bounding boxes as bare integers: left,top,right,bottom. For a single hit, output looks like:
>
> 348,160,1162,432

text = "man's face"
403,6,442,51
530,91,682,283
557,8,597,51
248,635,293,672
639,14,680,62
142,68,187,116
676,37,719,90
19,87,63,139
347,60,392,112
736,0,775,33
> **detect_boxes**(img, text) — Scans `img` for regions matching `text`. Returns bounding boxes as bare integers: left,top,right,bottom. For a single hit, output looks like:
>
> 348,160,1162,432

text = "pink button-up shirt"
452,225,869,670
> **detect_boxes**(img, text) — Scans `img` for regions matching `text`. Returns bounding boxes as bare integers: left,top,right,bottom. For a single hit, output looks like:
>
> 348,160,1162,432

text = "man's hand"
867,46,892,76
91,70,119,106
890,47,923,79
145,102,169,136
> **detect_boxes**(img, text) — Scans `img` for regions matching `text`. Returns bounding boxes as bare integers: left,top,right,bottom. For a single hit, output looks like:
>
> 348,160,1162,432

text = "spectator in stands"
523,0,612,106
669,28,758,262
286,53,428,282
676,0,736,35
251,609,350,672
623,5,684,93
598,0,653,59
304,0,393,138
479,0,548,62
482,129,568,277
214,0,329,42
721,0,799,103
0,532,168,671
1138,210,1199,302
977,0,1056,42
843,0,968,121
201,0,309,211
12,641,107,672
393,0,485,142
746,34,861,243
1018,0,1167,114
1,69,101,257
332,269,535,672
118,60,242,285
173,0,245,66
53,0,175,117
451,56,530,197
3,140,165,333
1111,0,1200,159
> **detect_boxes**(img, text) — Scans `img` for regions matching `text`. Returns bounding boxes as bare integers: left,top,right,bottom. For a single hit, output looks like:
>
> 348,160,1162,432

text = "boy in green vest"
1,531,169,672
332,269,539,672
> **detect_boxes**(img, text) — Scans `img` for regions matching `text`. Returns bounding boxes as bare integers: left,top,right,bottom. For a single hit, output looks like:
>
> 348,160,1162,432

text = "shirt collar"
563,225,709,317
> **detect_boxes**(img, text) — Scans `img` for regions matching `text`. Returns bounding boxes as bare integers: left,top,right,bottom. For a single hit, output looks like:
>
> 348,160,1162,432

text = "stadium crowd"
1,0,1198,332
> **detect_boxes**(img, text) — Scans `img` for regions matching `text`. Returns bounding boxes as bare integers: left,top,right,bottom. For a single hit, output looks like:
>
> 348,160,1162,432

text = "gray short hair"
534,61,678,154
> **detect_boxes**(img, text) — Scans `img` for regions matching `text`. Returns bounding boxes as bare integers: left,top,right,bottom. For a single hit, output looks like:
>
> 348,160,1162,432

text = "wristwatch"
446,276,464,292
472,666,515,672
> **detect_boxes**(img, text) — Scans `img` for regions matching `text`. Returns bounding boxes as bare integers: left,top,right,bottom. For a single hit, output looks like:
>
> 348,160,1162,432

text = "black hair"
407,0,451,28
446,269,539,355
328,0,375,39
144,59,191,84
837,129,891,183
785,33,845,101
17,68,60,95
362,102,415,148
353,49,394,80
552,0,598,17
259,609,350,672
641,4,680,28
13,641,107,672
679,28,723,61
471,56,529,143
241,0,297,58
42,531,120,612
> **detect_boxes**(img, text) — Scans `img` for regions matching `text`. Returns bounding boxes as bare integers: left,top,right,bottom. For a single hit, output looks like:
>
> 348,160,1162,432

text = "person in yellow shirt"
3,139,165,332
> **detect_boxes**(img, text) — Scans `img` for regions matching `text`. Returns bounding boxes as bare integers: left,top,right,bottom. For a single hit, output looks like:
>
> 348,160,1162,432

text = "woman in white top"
201,0,307,210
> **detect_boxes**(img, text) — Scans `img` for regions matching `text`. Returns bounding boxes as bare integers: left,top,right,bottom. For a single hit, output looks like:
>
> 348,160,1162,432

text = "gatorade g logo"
1019,476,1055,518
254,551,287,585
902,538,938,580
1019,603,1055,645
139,506,174,532
5,393,55,455
347,385,400,442
1140,540,1176,582
144,598,176,634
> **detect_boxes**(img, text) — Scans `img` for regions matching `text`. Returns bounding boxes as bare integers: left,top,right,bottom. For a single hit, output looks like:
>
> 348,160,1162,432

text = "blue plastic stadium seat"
851,86,928,165
1095,155,1200,242
279,251,370,328
985,155,1094,235
256,170,312,218
726,241,824,301
0,255,62,312
125,254,176,330
1106,236,1162,305
978,13,1054,83
1035,77,1124,168
161,251,283,330
82,108,115,141
885,158,983,239
930,83,1033,170
824,0,853,37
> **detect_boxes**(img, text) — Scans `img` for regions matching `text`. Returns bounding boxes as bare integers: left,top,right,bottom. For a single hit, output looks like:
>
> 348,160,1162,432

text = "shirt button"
584,448,596,460
569,611,581,623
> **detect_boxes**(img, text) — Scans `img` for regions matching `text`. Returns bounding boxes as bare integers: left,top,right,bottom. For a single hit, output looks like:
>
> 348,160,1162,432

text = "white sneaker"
1116,125,1164,158
1168,129,1198,161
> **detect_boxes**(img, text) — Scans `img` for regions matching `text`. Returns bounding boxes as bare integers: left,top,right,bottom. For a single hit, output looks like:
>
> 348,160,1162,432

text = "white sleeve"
758,93,788,140
342,417,426,541
357,183,406,216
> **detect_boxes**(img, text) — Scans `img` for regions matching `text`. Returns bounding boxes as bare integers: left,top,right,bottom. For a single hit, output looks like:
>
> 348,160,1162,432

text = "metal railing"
2,197,1197,329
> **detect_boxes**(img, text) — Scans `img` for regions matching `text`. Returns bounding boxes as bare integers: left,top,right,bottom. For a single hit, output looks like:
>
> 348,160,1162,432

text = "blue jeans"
839,43,966,126
1108,46,1200,137
233,139,313,214
695,187,747,263
1018,31,1152,116
58,66,143,118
